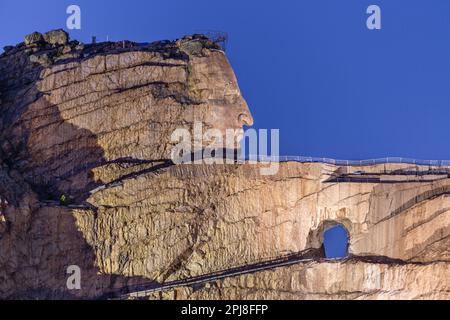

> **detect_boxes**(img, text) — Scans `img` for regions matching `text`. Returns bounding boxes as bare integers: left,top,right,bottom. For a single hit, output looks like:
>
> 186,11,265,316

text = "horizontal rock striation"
151,260,450,300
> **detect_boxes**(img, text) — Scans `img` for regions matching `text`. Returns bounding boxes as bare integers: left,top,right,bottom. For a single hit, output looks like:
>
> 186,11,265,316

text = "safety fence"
104,248,318,299
244,156,450,167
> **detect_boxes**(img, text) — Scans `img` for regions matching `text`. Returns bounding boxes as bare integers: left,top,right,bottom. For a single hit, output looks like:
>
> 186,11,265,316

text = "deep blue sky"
324,225,349,259
2,0,450,160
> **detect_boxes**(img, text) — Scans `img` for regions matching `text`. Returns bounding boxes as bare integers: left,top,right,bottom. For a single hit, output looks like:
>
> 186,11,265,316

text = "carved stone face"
187,51,254,133
1,37,255,201
180,50,254,153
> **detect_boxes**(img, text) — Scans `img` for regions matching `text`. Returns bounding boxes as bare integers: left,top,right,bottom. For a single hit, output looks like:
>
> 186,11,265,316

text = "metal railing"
105,249,318,299
244,155,450,167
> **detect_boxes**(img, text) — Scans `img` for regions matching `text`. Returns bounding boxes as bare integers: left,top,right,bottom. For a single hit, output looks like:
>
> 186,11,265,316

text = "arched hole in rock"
323,224,349,259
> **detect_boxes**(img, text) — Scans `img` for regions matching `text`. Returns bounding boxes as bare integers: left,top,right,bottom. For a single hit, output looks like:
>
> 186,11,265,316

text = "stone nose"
238,98,254,127
239,112,254,127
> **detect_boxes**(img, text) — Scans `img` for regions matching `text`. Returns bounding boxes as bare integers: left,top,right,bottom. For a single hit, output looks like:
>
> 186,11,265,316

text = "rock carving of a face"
187,51,254,132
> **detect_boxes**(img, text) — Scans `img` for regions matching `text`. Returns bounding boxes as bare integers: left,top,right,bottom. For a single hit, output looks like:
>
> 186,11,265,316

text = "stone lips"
0,31,448,299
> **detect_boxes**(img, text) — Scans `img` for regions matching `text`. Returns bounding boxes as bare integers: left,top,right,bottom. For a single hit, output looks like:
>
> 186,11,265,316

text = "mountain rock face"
0,30,448,299
151,260,450,300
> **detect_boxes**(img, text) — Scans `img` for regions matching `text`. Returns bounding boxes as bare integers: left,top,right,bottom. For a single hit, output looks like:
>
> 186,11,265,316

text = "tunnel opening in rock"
323,224,349,259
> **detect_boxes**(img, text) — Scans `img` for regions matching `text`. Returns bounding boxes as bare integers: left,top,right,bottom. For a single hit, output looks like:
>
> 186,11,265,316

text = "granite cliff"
0,30,448,299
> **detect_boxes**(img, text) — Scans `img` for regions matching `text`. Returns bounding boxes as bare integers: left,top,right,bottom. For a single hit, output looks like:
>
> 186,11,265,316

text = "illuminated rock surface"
0,31,448,299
